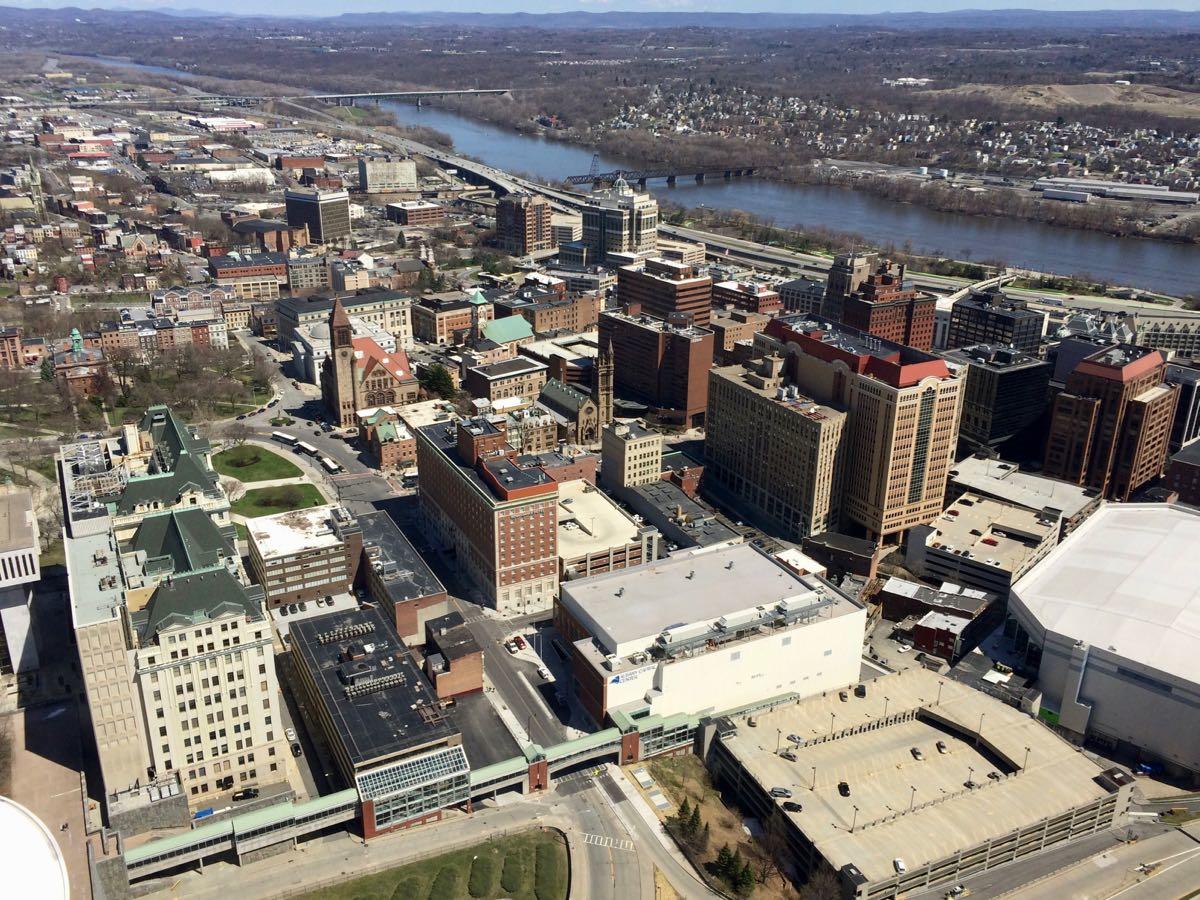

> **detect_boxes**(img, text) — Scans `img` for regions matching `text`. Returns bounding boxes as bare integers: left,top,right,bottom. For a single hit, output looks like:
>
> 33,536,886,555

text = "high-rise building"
1043,344,1177,501
947,289,1045,354
840,260,936,351
600,420,663,490
285,187,351,244
599,308,714,428
358,155,418,193
416,417,559,614
580,176,658,262
942,344,1052,451
616,258,713,327
821,251,875,322
1165,361,1200,452
496,193,553,255
759,315,964,543
706,355,848,540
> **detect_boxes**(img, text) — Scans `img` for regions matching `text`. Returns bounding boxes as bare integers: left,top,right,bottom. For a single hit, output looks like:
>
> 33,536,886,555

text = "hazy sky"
8,0,1200,13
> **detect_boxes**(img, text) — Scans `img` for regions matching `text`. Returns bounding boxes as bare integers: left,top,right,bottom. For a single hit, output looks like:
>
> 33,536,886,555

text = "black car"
236,414,246,420
838,781,851,797
783,801,803,813
232,787,260,801
854,684,867,698
291,742,303,757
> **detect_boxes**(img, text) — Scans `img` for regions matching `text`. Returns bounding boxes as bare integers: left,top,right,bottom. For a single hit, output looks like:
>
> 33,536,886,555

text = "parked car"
298,601,307,612
278,605,289,616
936,741,948,754
291,742,303,758
838,781,851,797
285,727,297,743
782,801,803,813
505,641,519,655
514,635,527,650
236,414,246,420
893,858,907,875
854,684,867,698
839,690,848,702
780,750,797,762
232,788,259,802
769,787,793,798
911,747,925,761
537,665,552,681
787,733,804,745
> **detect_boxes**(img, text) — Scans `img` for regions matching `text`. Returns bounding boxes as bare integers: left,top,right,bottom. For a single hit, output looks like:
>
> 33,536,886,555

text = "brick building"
357,511,447,643
321,299,420,427
616,258,713,327
385,201,445,227
1043,344,1177,501
840,261,935,351
496,193,553,255
247,504,363,609
713,280,783,316
0,327,23,369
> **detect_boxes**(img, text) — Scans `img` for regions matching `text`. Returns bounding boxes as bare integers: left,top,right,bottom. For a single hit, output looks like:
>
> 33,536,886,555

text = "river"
83,56,1198,296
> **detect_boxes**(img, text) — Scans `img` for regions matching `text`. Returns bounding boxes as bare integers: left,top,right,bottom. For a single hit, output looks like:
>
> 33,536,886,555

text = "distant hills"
2,4,1199,30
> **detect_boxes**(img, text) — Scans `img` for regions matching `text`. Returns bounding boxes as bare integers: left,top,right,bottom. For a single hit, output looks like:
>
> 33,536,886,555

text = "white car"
893,858,907,875
285,727,297,743
537,666,553,681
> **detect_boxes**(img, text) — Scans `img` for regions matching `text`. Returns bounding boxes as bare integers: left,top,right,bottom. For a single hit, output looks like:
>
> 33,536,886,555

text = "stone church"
321,298,420,427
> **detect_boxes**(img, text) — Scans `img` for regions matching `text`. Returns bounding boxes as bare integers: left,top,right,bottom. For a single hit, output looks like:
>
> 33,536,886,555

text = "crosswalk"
581,832,635,852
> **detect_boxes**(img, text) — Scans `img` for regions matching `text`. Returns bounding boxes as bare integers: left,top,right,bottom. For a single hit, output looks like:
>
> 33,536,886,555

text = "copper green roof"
127,508,233,577
136,568,264,642
481,316,533,345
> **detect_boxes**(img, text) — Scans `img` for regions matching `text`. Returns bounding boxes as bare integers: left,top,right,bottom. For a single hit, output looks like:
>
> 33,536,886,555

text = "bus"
320,456,343,474
272,431,298,447
296,441,320,457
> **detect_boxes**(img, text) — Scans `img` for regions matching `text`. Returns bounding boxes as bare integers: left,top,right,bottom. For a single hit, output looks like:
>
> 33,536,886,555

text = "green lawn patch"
213,445,302,482
231,483,325,519
295,829,567,900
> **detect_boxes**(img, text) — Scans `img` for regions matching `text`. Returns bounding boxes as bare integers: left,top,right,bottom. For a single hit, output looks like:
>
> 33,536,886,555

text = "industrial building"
289,605,470,837
1008,503,1200,776
706,666,1133,899
555,543,866,725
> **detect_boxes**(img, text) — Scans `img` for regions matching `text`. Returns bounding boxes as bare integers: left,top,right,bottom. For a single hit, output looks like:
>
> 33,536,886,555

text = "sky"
6,0,1200,13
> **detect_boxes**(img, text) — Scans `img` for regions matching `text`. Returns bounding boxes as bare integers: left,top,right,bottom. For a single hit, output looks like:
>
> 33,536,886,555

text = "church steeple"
593,333,615,426
330,297,352,350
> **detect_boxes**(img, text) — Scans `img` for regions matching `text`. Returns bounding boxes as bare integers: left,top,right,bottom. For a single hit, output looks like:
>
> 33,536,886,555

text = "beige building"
358,155,418,193
706,356,848,540
580,176,658,262
216,274,281,302
246,504,363,609
600,420,663,490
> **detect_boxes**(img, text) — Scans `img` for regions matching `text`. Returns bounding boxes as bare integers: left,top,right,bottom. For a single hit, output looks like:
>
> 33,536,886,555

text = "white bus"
320,456,343,474
296,441,320,457
272,431,298,446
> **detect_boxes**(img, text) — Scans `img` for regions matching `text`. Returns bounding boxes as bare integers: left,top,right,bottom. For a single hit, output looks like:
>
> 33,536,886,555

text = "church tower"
324,297,357,426
593,334,614,426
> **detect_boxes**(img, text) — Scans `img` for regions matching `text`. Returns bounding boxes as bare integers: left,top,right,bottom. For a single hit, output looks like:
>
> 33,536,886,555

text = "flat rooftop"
1011,503,1200,686
248,504,350,559
358,512,445,606
923,492,1058,571
65,531,124,629
470,357,547,380
556,479,643,561
560,543,860,657
721,667,1116,884
949,456,1099,521
395,399,458,431
0,490,36,554
624,480,739,548
289,605,454,769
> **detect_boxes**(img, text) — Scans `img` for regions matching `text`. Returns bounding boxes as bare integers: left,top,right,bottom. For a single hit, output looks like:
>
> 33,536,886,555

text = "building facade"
617,259,713,327
496,193,553,255
285,188,351,244
580,177,658,262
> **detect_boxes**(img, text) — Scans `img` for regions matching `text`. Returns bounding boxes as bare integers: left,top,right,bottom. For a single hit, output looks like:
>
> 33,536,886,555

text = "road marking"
581,832,634,852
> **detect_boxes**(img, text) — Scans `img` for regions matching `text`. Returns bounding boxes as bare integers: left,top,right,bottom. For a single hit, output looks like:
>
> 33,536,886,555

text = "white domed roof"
0,798,69,900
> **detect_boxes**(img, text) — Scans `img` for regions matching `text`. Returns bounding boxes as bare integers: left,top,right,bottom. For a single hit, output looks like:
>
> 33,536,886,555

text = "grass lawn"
232,484,325,519
296,828,568,900
214,445,302,482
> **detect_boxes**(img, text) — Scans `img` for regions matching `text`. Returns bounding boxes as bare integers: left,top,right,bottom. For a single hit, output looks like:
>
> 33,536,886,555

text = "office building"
706,356,848,541
599,308,714,428
286,254,331,296
779,277,825,315
706,666,1132,899
839,261,935,351
709,309,770,364
0,490,40,674
492,287,599,336
942,344,1051,451
550,213,582,247
1009,503,1200,775
496,193,553,255
947,290,1045,354
712,280,782,316
760,316,964,543
285,187,351,244
617,258,713,327
580,176,658,262
416,417,559,614
210,251,287,301
424,611,484,700
1165,361,1200,452
358,156,417,193
321,299,420,427
555,543,866,724
1043,344,1177,501
906,492,1060,595
600,420,663,490
464,357,548,407
385,201,444,227
412,291,493,346
946,455,1101,540
289,606,470,837
821,251,875,322
276,288,413,348
357,511,448,644
246,504,363,609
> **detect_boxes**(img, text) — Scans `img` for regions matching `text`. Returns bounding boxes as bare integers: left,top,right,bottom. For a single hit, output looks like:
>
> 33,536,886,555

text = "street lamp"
776,728,782,754
883,696,890,720
1023,745,1031,771
851,804,859,832
967,765,975,787
977,712,986,747
937,680,945,705
811,766,817,791
909,785,916,812
830,711,836,735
